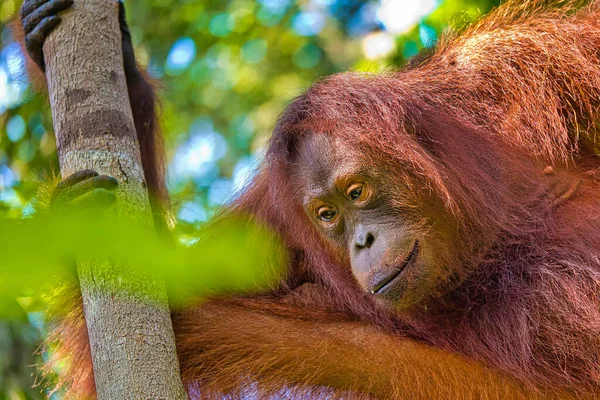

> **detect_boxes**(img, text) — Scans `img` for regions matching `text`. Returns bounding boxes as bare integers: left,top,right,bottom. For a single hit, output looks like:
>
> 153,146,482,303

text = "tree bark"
42,0,186,398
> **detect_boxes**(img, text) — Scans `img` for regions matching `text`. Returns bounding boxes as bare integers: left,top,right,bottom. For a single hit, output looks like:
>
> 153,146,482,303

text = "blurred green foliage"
0,0,501,398
0,210,285,311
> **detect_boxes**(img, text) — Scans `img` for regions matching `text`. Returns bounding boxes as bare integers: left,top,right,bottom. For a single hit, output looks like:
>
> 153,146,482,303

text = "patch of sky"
0,43,27,112
362,31,395,60
178,201,208,224
311,0,335,6
0,164,17,190
259,0,291,14
6,115,26,142
346,2,379,37
0,188,21,208
0,66,26,114
166,37,196,75
292,11,326,36
232,155,260,192
376,0,438,34
0,67,8,114
208,179,234,206
2,43,25,80
258,11,284,27
257,0,289,26
253,147,266,163
419,23,437,47
169,117,228,187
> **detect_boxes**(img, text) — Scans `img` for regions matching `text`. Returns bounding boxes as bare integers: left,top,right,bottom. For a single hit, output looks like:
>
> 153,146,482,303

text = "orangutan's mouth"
371,240,420,294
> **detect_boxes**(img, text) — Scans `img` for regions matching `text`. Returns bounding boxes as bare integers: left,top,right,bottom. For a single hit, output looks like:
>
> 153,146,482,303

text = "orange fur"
13,1,600,398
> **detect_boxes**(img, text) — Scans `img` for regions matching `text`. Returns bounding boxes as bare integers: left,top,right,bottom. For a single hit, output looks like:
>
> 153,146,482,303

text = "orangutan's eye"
317,206,337,222
347,183,364,201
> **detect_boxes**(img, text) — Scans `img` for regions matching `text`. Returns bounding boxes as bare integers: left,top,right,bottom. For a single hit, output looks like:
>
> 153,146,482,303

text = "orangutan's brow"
328,166,371,191
330,174,357,193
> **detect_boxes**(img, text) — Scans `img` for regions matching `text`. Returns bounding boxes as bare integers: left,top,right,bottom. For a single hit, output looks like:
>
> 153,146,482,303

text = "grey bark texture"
42,0,187,398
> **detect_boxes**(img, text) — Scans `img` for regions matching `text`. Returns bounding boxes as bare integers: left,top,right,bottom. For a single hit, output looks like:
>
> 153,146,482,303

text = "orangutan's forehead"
294,133,363,197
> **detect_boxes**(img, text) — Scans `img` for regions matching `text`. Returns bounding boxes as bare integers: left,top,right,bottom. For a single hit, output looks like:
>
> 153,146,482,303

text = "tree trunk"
42,0,187,398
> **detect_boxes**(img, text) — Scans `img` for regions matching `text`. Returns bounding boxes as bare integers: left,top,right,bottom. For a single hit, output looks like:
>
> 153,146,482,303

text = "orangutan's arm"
174,299,561,400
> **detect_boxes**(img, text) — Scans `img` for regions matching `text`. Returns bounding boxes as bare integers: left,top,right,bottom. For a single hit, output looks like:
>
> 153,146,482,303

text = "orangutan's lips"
371,240,420,294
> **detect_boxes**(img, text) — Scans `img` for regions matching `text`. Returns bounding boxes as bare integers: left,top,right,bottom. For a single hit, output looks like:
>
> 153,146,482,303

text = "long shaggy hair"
225,0,600,395
35,0,600,398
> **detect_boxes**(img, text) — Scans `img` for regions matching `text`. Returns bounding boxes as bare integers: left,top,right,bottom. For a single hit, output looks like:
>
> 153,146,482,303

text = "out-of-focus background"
0,0,499,397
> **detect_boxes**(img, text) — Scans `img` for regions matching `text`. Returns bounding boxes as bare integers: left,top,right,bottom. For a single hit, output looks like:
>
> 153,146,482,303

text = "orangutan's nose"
355,224,375,250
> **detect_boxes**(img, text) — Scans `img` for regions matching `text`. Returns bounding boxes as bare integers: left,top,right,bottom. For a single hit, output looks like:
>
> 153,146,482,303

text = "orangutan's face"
294,133,462,310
